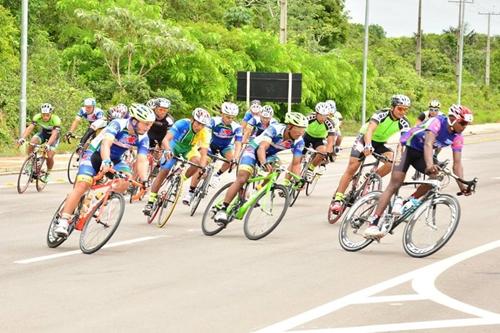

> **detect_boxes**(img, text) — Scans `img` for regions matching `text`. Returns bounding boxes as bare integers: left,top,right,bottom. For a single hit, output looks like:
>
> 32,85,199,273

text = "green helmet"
284,112,308,128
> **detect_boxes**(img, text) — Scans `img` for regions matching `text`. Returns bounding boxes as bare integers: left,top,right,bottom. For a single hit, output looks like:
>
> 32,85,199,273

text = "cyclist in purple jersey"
363,104,475,239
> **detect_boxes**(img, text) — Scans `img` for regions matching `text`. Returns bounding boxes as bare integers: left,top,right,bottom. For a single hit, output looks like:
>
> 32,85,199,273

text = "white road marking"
254,240,500,333
14,235,166,264
353,294,426,304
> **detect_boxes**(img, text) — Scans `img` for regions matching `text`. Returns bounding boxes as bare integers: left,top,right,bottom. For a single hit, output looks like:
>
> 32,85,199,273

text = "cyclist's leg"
147,154,173,202
29,133,43,154
373,141,394,177
219,145,234,173
113,160,133,193
222,148,254,205
45,136,60,172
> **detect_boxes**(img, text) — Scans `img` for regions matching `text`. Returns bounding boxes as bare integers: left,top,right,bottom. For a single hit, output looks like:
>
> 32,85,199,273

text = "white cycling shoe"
54,218,69,237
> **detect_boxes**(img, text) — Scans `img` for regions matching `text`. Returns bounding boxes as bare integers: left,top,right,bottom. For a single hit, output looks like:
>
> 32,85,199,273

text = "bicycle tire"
201,182,233,236
35,157,48,192
338,191,380,252
402,194,460,258
146,196,162,224
305,174,320,196
157,176,182,228
190,166,213,216
360,173,382,197
244,184,289,240
47,199,72,248
288,186,301,207
17,156,34,194
79,193,125,254
67,150,80,184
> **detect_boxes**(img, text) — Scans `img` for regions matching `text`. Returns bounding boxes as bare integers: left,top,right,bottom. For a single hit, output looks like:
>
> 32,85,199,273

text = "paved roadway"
0,133,499,332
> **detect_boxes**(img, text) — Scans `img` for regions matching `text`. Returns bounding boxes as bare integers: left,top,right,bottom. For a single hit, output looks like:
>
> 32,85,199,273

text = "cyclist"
326,100,344,147
147,97,175,149
54,103,155,236
303,102,338,181
242,105,278,144
108,104,129,120
213,112,308,223
206,102,243,188
65,98,106,149
241,100,263,132
143,108,212,215
363,104,474,238
417,99,443,125
17,103,61,183
329,94,411,216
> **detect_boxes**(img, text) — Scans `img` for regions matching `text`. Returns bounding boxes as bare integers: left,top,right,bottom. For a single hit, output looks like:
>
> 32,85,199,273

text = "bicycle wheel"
305,174,320,196
338,191,381,251
288,185,301,207
67,150,80,184
403,194,460,258
80,193,125,254
360,173,382,197
244,184,289,240
157,176,182,228
201,182,233,236
17,156,34,194
190,167,213,216
47,199,71,248
36,157,48,192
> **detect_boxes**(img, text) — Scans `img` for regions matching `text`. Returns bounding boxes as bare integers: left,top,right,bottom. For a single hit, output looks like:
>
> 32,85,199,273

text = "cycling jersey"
417,110,444,123
31,113,61,137
305,114,337,139
88,119,149,160
147,114,175,147
210,116,242,148
401,115,463,152
359,109,410,143
249,123,304,157
247,116,278,137
77,107,105,124
243,111,259,123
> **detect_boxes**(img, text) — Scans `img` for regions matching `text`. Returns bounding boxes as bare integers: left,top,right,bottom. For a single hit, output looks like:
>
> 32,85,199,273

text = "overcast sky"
344,0,500,37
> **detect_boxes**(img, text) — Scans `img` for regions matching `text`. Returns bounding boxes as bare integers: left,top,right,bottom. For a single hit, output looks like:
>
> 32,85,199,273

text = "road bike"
338,166,477,258
47,169,143,254
17,143,50,194
201,164,290,240
327,152,390,224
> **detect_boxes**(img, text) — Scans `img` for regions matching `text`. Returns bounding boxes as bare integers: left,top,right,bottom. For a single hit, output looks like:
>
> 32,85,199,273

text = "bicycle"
187,152,233,216
17,143,50,194
338,166,477,258
201,163,290,240
128,144,163,204
46,169,143,254
327,152,390,224
146,156,203,228
65,133,85,184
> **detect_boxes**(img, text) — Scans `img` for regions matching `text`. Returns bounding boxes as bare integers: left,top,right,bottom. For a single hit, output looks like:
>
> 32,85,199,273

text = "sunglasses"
429,108,439,112
458,120,469,126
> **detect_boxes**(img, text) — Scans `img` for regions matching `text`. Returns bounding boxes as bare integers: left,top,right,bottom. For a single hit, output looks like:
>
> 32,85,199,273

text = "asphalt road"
0,133,499,332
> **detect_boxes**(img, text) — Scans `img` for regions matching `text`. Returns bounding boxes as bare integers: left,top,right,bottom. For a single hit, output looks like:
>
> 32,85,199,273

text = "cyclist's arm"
363,121,378,146
257,141,271,166
423,131,436,169
199,147,209,167
325,135,336,153
452,150,467,192
46,127,60,146
20,123,35,140
161,132,174,152
242,125,253,144
288,155,302,176
136,153,149,181
99,137,114,162
233,127,243,159
69,117,81,133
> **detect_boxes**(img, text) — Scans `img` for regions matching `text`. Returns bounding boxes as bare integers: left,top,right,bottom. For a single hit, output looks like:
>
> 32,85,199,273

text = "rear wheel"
157,176,182,228
338,191,380,252
201,182,233,236
17,156,34,194
67,150,80,184
244,184,289,240
403,194,460,258
35,157,48,192
79,193,125,254
305,173,320,196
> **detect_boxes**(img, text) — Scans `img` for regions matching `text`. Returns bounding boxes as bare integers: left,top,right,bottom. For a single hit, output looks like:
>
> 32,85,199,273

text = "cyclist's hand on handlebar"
327,152,336,162
140,180,150,189
100,159,113,174
261,162,273,173
425,164,439,175
163,149,173,160
363,144,374,156
16,138,26,146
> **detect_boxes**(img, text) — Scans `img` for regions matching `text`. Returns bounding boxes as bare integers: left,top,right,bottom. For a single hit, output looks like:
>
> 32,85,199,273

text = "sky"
344,0,500,37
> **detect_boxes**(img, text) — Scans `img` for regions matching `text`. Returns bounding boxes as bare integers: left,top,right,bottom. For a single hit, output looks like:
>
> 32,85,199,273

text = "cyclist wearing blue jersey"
241,100,262,133
143,108,212,214
54,104,155,236
242,105,278,144
66,98,107,148
213,112,308,223
207,102,243,188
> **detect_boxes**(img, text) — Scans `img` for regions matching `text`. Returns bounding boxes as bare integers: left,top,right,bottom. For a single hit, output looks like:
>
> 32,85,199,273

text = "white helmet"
129,103,155,122
156,98,171,109
110,104,128,119
429,99,441,109
315,102,330,116
83,98,96,107
250,103,262,115
325,100,337,114
146,98,157,109
221,102,239,116
261,105,274,118
391,94,411,107
192,108,211,126
251,99,261,105
40,103,54,114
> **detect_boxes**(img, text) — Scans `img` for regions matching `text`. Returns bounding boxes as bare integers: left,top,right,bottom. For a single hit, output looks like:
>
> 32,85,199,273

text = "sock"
148,192,158,204
308,164,315,171
189,186,196,193
216,170,223,176
334,192,345,201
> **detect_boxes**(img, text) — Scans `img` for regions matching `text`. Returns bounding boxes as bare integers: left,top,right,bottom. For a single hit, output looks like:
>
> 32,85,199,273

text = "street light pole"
479,12,500,86
20,0,28,137
416,0,422,76
279,0,287,44
361,0,370,125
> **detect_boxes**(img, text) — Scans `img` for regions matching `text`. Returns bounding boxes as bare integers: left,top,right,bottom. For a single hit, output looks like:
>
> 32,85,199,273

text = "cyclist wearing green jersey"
303,102,338,181
329,94,411,215
17,103,62,182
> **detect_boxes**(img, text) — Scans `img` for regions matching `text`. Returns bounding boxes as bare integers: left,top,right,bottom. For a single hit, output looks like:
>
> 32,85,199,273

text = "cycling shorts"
33,131,60,150
238,146,278,174
303,133,326,152
209,142,234,157
350,134,392,160
393,145,427,174
76,150,131,183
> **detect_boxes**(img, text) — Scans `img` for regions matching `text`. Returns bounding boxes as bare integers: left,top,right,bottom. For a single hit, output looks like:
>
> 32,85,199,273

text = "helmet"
110,104,128,119
391,94,411,107
448,104,473,124
250,103,262,115
261,105,274,118
315,102,330,116
251,99,261,105
192,107,211,126
146,98,157,109
156,98,171,109
83,98,96,107
40,103,54,114
429,99,441,109
284,112,308,128
221,102,239,116
325,100,337,114
129,103,155,122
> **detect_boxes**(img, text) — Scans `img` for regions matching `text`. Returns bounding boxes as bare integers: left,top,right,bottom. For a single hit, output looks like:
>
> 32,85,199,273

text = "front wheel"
338,191,381,252
244,184,289,240
17,156,34,194
157,176,182,228
201,182,233,236
403,194,460,258
79,193,125,254
67,150,80,184
288,185,301,207
35,157,48,192
305,174,320,196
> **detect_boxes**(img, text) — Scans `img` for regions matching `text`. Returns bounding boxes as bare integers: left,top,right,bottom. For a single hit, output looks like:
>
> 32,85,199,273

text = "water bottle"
392,196,404,215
